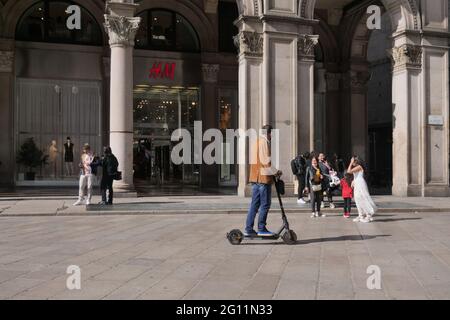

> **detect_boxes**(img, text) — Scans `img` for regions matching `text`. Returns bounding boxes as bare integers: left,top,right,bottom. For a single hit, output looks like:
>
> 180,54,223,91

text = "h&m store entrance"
133,56,238,189
133,85,200,186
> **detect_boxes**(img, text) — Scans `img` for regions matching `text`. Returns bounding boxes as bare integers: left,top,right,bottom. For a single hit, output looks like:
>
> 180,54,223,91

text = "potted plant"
16,138,46,181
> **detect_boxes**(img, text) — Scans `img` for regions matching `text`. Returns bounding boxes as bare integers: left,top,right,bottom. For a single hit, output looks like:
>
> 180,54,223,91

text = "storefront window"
16,79,102,183
218,89,238,186
16,0,102,46
135,9,200,52
133,86,200,185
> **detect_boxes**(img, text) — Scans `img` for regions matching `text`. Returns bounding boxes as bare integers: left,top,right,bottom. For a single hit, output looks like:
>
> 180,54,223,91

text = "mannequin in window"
64,137,74,176
48,140,59,178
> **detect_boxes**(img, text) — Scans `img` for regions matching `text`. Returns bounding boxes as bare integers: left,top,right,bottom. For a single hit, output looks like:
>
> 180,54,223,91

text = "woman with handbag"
99,146,119,205
304,157,325,218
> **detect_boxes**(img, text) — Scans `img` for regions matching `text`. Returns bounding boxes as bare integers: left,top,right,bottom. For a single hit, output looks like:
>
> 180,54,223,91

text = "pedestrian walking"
244,125,282,237
73,143,95,206
340,173,354,218
291,152,309,204
99,146,119,205
305,156,325,218
347,156,377,223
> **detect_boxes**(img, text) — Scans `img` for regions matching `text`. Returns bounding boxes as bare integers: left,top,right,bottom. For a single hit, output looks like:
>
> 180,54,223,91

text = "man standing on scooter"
245,125,282,237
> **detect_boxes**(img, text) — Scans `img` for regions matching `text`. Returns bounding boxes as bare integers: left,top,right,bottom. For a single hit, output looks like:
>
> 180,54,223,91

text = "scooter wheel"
227,229,244,245
282,230,298,245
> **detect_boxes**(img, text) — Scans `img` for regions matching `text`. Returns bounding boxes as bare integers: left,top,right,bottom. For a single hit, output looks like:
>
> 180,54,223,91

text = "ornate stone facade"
297,35,319,61
0,51,14,73
234,31,264,57
389,44,423,70
103,15,141,47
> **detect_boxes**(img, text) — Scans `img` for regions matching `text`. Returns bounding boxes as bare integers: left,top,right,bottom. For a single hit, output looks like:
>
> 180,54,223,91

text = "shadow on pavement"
373,217,422,223
241,234,391,245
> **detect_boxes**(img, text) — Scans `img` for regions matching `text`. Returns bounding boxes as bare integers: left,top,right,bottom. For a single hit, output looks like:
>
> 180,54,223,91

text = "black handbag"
112,171,122,181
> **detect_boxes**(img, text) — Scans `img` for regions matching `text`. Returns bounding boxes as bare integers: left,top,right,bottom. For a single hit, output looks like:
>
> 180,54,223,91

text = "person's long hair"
353,156,368,181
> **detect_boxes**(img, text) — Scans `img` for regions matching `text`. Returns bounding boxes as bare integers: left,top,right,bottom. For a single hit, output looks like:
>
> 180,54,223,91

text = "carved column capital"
202,64,220,83
389,44,422,71
344,70,371,93
298,35,319,61
104,15,141,47
233,31,264,57
0,51,14,73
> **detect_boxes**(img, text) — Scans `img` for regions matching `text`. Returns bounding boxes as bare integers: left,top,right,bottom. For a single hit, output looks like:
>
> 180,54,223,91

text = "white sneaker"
297,198,306,204
368,216,374,222
329,203,336,209
85,199,91,205
353,216,361,222
320,213,326,217
311,212,316,218
73,199,84,206
360,217,370,223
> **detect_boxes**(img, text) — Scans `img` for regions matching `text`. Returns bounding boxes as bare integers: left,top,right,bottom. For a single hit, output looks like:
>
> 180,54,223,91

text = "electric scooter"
226,176,298,245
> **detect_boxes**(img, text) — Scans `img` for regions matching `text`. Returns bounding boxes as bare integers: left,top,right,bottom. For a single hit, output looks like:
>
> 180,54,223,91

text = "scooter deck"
244,235,280,240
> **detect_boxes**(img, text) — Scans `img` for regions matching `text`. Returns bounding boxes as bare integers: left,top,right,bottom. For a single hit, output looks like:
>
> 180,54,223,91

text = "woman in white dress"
347,157,377,223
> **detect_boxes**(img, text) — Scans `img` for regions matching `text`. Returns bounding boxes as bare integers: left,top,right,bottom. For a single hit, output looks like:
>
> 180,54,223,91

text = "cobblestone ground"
0,211,450,300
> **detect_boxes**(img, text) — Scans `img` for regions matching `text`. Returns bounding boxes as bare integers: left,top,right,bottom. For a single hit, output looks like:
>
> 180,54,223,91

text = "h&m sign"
149,62,177,80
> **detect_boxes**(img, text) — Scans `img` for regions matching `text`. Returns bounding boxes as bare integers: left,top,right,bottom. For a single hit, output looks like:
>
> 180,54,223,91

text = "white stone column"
234,25,264,196
104,1,140,193
389,42,423,196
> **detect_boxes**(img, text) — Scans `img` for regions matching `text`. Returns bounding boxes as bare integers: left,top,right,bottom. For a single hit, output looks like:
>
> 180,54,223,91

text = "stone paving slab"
0,211,450,300
0,195,449,216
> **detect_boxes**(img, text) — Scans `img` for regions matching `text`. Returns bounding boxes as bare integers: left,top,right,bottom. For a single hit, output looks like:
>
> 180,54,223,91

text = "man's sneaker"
368,215,374,222
244,230,258,237
297,198,306,204
344,213,351,218
85,200,91,205
353,216,361,222
329,203,336,209
257,230,275,237
320,213,326,217
311,212,316,218
73,199,84,206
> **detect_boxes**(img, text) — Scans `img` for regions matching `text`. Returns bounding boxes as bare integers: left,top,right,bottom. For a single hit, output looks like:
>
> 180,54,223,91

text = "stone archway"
235,0,449,197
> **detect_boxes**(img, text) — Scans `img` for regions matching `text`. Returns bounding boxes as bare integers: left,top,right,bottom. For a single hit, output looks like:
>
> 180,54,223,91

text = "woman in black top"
304,157,325,218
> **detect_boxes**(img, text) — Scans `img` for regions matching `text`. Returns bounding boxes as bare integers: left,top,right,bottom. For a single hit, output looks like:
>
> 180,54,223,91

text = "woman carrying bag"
304,157,325,218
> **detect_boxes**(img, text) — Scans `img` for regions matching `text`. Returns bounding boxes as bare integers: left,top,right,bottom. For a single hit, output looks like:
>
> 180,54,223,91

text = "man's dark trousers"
101,175,114,204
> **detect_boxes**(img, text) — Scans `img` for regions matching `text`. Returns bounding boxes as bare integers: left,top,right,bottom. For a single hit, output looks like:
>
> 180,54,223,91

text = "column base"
424,184,450,197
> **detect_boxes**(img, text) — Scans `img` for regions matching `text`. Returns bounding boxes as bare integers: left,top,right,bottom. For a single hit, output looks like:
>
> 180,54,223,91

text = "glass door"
218,88,238,186
133,85,200,186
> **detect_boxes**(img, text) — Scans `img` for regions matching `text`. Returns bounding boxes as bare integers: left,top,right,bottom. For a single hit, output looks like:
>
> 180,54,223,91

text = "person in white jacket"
73,143,95,206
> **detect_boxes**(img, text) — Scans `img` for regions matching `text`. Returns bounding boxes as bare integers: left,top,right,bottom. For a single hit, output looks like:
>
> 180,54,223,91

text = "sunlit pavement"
0,211,450,300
